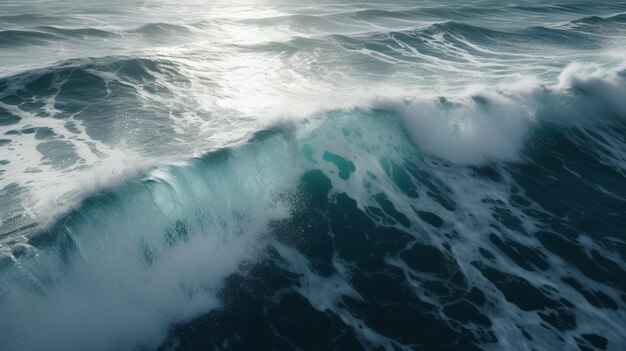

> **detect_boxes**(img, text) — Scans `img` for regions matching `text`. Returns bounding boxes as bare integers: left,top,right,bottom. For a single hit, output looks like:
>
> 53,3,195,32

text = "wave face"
1,1,626,350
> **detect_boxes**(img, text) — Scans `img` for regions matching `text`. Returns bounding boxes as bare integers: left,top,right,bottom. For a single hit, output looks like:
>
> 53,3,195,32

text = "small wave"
411,20,599,48
129,22,192,36
510,3,624,14
0,13,71,26
34,26,118,39
0,29,60,47
0,26,118,48
571,13,626,24
245,19,609,62
352,9,416,21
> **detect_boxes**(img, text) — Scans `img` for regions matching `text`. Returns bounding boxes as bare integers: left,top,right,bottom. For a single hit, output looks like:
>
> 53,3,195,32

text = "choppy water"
1,1,626,350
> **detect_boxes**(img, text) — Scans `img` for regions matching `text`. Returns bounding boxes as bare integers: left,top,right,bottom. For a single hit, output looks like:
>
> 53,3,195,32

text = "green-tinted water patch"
323,151,355,180
380,157,419,198
415,210,444,228
373,192,410,228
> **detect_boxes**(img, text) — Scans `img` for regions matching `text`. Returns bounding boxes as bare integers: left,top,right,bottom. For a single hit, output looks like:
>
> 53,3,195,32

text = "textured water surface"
0,1,625,350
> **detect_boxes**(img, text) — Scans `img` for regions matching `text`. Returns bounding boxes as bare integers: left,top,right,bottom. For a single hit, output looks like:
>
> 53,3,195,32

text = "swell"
0,55,193,239
572,12,626,24
240,4,626,28
245,13,626,60
0,54,186,144
0,55,178,94
0,27,119,47
0,22,195,48
128,22,193,36
510,2,626,14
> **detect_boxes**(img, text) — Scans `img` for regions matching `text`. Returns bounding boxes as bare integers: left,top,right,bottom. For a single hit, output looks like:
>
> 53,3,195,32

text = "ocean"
0,0,625,350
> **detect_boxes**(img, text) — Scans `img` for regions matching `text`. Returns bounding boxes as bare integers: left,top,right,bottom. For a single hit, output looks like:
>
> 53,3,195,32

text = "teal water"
1,1,626,350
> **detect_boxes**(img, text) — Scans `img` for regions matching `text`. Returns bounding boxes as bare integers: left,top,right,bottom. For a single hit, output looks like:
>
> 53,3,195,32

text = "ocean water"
1,0,626,350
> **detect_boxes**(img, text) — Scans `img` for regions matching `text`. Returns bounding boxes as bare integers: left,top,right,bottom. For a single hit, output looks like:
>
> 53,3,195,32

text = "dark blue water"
1,1,625,350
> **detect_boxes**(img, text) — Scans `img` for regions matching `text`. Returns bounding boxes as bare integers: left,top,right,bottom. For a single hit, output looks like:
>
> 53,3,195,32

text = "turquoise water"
1,1,626,350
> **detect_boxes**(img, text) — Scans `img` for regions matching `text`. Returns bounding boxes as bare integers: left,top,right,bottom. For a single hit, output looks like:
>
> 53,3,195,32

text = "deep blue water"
1,1,626,350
